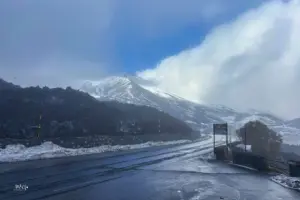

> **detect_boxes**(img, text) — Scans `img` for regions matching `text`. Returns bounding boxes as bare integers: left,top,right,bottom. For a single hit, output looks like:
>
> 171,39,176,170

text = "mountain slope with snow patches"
286,118,300,129
80,76,235,131
80,76,300,144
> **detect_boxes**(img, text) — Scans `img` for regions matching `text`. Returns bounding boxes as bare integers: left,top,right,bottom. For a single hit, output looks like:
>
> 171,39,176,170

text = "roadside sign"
213,123,229,158
213,123,228,135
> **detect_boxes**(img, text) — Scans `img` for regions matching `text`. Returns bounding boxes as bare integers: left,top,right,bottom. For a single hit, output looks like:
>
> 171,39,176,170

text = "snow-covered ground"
198,151,216,160
0,140,191,163
0,134,228,163
270,174,300,191
236,144,252,151
274,125,300,145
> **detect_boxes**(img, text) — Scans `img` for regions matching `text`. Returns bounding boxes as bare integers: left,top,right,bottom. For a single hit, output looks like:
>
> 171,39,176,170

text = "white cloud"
0,56,109,89
138,0,300,119
0,0,265,87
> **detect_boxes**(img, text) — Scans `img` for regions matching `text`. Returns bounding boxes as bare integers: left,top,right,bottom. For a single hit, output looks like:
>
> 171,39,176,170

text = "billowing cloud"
0,0,267,87
138,0,300,119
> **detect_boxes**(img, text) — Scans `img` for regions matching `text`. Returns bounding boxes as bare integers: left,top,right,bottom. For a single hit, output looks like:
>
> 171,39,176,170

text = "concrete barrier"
232,151,269,171
289,161,300,177
214,146,228,161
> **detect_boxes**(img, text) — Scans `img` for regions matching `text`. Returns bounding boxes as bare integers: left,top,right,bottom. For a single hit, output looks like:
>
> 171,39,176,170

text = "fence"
212,122,300,177
214,143,300,177
231,151,269,171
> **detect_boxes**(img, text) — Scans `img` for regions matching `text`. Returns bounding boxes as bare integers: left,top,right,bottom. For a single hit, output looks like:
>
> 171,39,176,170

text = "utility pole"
158,119,161,133
226,124,228,147
37,114,42,138
213,124,216,152
225,124,229,160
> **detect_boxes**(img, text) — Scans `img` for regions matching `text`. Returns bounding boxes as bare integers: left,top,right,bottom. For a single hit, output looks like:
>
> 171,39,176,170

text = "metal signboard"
213,123,228,136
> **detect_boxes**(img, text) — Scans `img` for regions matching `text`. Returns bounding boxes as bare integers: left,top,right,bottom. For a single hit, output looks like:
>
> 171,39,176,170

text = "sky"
0,0,300,119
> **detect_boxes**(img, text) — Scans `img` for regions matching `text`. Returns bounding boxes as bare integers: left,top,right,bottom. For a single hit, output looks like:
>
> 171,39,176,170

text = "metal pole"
226,124,228,147
226,124,228,160
158,119,161,133
244,127,247,152
213,125,215,152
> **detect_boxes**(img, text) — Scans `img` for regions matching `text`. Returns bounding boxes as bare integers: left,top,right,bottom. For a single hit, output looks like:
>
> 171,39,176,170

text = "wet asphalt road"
0,140,300,200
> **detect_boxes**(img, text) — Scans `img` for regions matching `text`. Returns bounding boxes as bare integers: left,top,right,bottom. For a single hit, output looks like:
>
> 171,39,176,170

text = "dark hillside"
0,80,192,147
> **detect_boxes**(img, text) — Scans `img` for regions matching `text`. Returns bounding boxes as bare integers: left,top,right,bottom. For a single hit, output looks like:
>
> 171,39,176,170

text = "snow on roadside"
199,152,216,160
0,140,191,163
270,174,300,191
236,144,252,151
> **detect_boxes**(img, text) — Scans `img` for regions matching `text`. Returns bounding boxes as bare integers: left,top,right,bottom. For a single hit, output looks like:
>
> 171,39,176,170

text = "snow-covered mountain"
80,76,300,144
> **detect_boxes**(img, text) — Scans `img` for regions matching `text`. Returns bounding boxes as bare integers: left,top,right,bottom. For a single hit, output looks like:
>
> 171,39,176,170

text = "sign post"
213,123,228,154
213,125,215,152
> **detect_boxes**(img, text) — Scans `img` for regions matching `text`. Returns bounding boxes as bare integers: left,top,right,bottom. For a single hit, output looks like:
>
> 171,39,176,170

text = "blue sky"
115,23,208,73
114,2,267,73
1,0,300,119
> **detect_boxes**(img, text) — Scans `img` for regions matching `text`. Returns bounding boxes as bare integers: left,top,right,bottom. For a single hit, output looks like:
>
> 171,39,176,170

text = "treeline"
0,79,192,140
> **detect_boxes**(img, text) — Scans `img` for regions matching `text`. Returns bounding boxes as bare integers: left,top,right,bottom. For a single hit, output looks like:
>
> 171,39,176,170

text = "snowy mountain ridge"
80,76,300,144
81,76,186,103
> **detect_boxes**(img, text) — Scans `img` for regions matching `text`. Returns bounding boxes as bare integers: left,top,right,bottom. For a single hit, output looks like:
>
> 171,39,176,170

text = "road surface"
0,140,300,200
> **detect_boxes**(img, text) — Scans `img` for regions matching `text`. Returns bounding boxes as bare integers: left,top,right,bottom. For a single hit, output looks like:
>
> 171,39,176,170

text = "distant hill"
0,80,193,146
281,143,300,157
0,78,19,90
286,118,300,129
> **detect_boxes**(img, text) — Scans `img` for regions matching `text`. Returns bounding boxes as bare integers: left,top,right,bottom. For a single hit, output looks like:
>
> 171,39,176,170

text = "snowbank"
199,152,216,160
0,140,191,163
236,144,252,151
270,174,300,191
